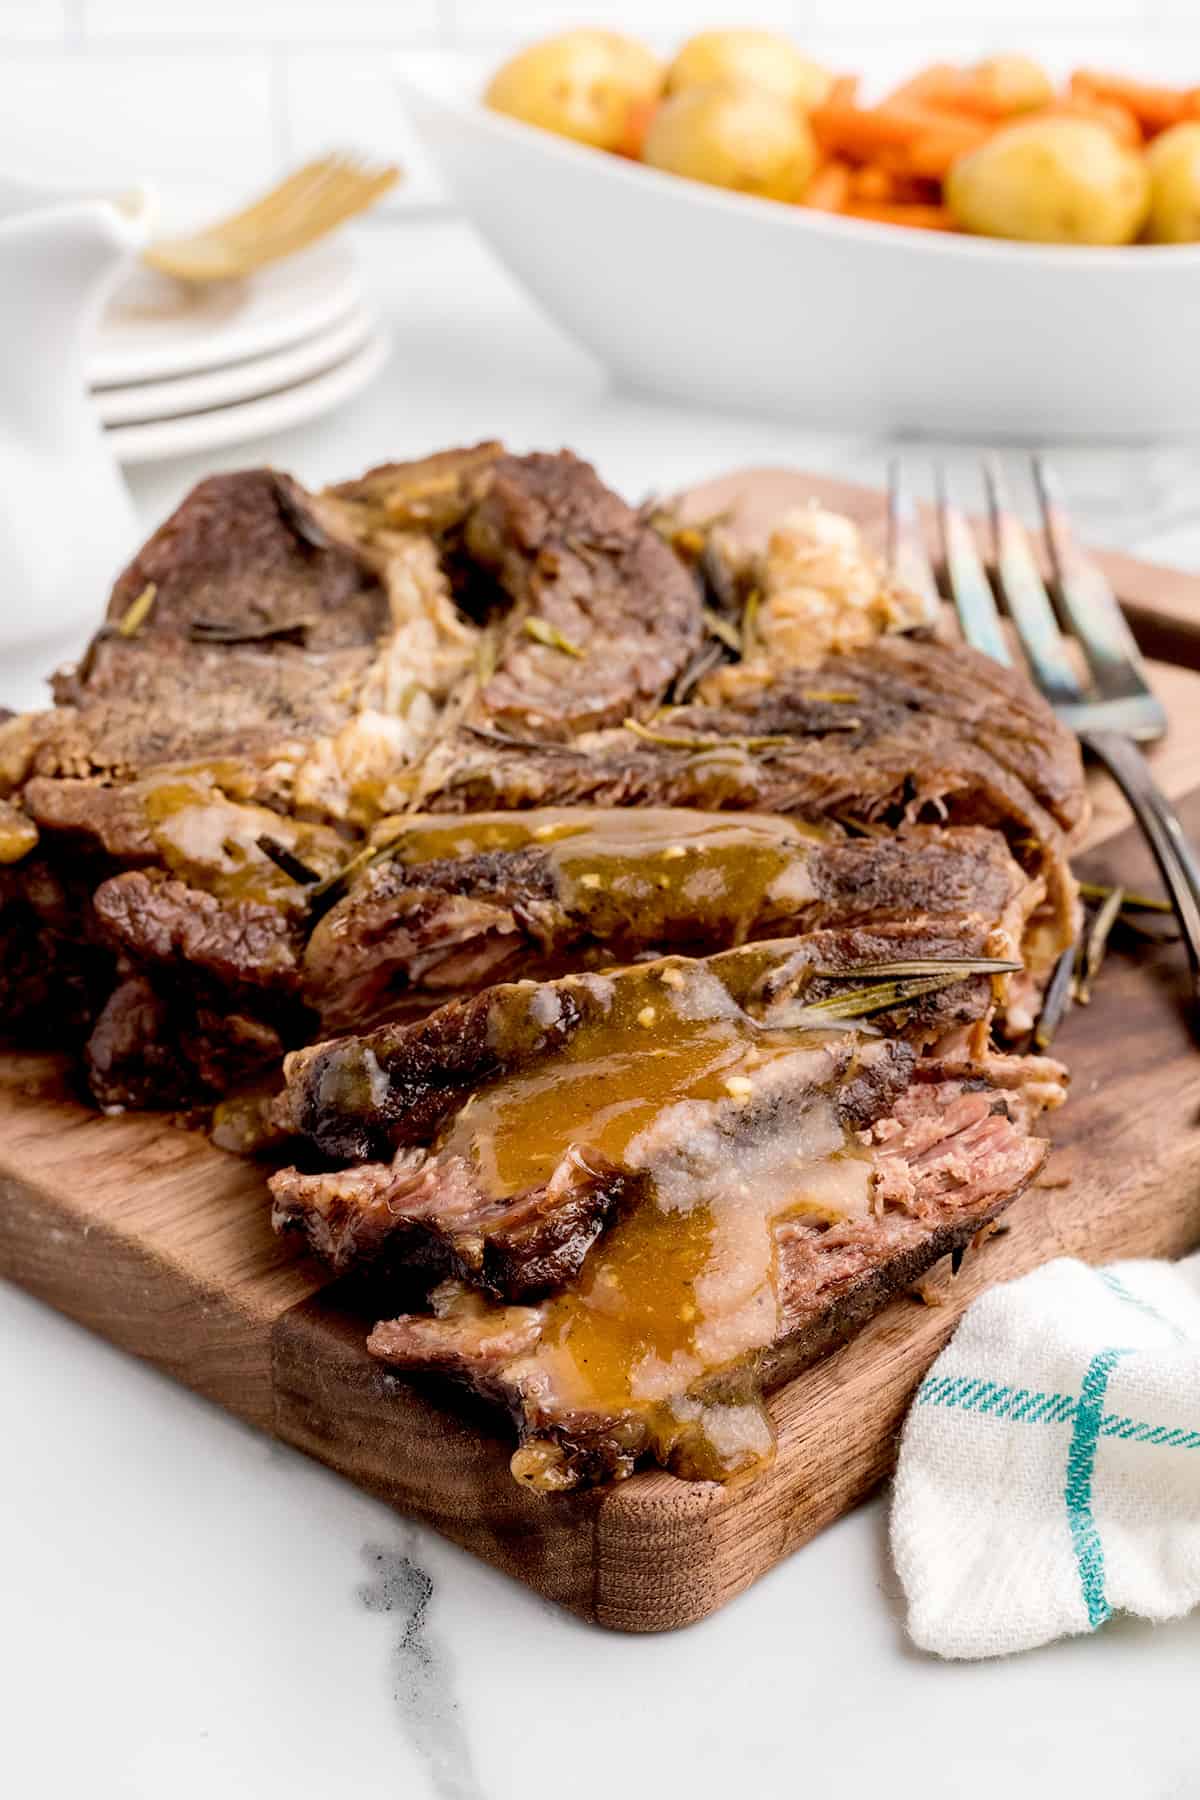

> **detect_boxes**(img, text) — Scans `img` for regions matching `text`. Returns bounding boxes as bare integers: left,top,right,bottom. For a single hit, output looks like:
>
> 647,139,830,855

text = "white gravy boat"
0,179,151,664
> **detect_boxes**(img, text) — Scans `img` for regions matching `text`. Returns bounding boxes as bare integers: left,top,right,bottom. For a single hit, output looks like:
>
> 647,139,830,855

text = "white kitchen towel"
891,1253,1200,1659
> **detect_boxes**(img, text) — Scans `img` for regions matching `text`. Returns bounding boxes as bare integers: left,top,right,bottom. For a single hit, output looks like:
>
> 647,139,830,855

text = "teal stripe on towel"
1064,1348,1130,1630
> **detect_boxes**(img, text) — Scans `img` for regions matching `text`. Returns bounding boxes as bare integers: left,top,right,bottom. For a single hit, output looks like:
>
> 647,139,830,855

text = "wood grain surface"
4,467,1200,1632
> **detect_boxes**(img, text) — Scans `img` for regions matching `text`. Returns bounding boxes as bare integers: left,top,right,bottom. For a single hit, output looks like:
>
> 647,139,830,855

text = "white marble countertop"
5,217,1200,1800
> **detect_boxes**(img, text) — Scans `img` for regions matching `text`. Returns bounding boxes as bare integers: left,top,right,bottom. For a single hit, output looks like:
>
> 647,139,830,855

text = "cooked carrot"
825,73,860,109
1070,69,1192,134
811,101,924,157
842,200,956,231
803,159,852,212
848,163,897,202
883,65,963,109
1030,95,1142,146
617,95,660,160
884,63,1024,122
812,100,987,170
903,121,992,180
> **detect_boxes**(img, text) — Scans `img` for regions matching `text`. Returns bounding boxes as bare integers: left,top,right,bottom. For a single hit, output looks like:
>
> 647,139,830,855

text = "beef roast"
301,808,1040,1031
366,1067,1049,1490
273,917,1019,1172
269,927,1060,1490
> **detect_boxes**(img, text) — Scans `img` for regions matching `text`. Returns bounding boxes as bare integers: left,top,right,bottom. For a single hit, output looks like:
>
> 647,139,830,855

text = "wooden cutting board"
5,466,1200,1635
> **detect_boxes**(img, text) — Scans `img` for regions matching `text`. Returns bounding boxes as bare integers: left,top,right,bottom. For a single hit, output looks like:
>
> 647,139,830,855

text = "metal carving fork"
888,456,1200,1015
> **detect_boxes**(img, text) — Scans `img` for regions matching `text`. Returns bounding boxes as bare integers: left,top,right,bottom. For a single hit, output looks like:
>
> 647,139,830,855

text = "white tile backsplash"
5,0,1200,204
0,51,275,189
0,1,68,39
447,0,1152,45
82,0,440,41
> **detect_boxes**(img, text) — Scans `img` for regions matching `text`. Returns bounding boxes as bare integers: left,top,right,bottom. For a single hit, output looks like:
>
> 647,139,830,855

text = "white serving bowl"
403,80,1200,441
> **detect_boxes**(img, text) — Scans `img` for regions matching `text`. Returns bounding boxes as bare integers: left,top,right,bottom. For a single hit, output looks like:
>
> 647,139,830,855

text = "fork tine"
1033,458,1165,732
885,459,939,626
937,466,1010,665
985,459,1084,708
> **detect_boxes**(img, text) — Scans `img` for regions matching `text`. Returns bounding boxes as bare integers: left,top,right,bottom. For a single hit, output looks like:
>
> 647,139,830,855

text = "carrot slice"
842,201,956,231
848,163,897,202
617,95,659,160
1070,69,1191,134
803,159,852,212
885,63,1024,122
1032,95,1142,146
904,122,992,179
812,100,988,170
825,73,860,110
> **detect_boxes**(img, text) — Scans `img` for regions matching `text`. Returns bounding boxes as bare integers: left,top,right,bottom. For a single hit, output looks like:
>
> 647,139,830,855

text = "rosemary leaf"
1033,942,1078,1051
1077,879,1171,916
701,605,742,654
1077,884,1124,1005
742,586,761,656
475,627,498,686
524,617,584,658
810,957,1021,979
800,967,988,1021
699,538,739,613
255,834,321,886
188,615,312,646
117,583,157,638
305,835,405,909
622,718,795,753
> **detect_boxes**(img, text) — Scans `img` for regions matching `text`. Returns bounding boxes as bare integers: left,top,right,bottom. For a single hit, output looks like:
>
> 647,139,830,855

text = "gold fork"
143,154,400,283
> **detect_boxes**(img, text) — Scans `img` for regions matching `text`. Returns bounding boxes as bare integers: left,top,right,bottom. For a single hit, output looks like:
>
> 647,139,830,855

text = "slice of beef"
275,916,1010,1169
455,451,702,739
364,1063,1050,1490
414,633,1084,850
84,971,308,1112
30,470,389,789
301,809,1035,1031
93,871,302,991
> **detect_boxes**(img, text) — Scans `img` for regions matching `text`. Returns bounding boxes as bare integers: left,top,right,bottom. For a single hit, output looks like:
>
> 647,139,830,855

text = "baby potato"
1145,122,1200,241
946,117,1150,244
972,53,1055,115
484,30,662,152
643,83,818,203
666,30,832,112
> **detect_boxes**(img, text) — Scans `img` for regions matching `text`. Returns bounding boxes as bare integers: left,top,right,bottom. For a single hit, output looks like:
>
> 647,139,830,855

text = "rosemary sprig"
623,718,795,752
797,965,1007,1023
463,723,590,755
701,605,742,654
810,957,1021,980
1077,879,1171,916
188,615,312,646
741,586,761,656
699,538,739,613
475,627,498,686
524,617,584,658
670,640,726,705
305,835,407,910
117,582,157,638
1076,884,1124,1005
1033,942,1078,1051
255,834,321,886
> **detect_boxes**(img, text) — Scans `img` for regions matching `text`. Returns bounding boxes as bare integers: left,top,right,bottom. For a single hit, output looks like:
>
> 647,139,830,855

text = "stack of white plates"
89,241,389,465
